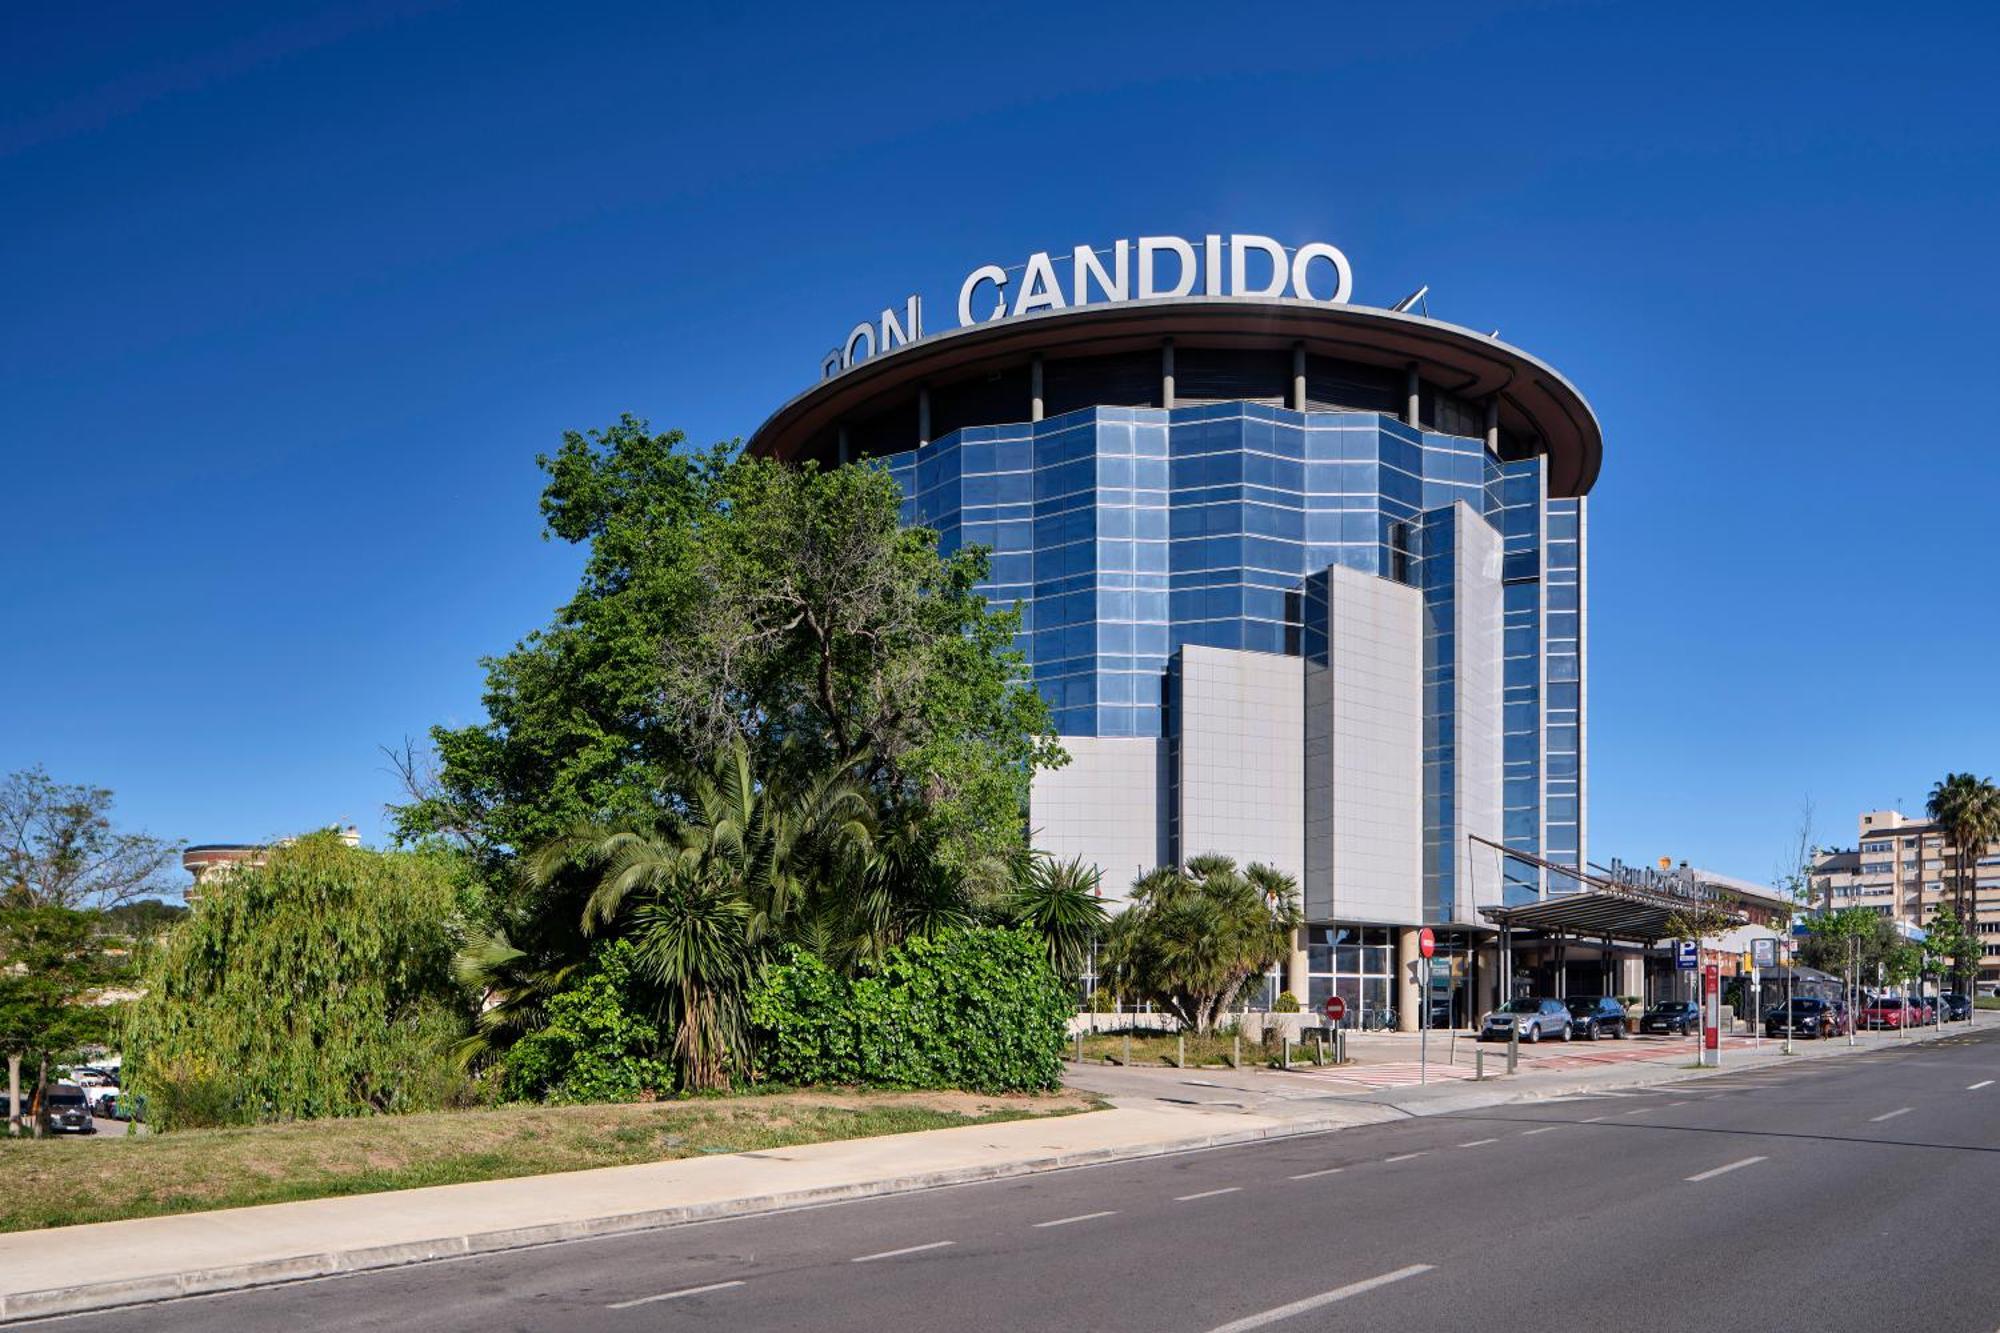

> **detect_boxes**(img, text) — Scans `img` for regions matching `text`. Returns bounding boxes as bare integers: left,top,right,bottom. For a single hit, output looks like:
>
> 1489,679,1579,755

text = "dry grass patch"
0,1088,1098,1234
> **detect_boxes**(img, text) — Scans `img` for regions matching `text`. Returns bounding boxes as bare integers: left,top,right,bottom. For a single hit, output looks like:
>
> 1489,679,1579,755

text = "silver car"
1479,997,1573,1043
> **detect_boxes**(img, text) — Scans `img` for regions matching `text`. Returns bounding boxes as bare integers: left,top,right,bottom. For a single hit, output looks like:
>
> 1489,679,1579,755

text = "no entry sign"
1418,927,1436,959
1323,994,1347,1023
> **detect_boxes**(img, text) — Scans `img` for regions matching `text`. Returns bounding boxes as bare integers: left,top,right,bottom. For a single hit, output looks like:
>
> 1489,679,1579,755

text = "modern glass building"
750,289,1602,1028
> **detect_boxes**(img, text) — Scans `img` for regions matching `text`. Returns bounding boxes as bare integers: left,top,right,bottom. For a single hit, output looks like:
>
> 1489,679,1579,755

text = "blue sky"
5,1,1996,893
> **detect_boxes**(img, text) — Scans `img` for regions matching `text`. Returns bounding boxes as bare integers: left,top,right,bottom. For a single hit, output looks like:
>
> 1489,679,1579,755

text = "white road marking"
1667,1100,1691,1107
851,1241,954,1263
1520,1126,1560,1136
1621,1108,1647,1116
1204,1264,1435,1332
1457,1138,1499,1147
1968,1080,1994,1091
1289,1167,1345,1180
1175,1187,1243,1201
607,1280,746,1309
1685,1156,1767,1183
1581,1115,1609,1123
1870,1107,1912,1122
1382,1152,1428,1163
1033,1210,1118,1228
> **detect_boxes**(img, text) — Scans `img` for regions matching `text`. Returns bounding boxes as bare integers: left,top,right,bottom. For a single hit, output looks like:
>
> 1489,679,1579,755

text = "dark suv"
1640,1000,1700,1035
1765,997,1846,1039
1565,995,1627,1040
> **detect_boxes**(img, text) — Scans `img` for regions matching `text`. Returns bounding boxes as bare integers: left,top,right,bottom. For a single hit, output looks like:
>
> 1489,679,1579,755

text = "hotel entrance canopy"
1472,839,1751,945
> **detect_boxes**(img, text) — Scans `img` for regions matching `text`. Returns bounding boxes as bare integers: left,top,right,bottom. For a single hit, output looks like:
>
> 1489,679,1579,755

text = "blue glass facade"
880,400,1585,899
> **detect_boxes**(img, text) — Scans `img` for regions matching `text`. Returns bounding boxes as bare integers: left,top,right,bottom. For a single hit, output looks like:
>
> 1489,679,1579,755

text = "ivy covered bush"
501,939,672,1104
748,928,1070,1093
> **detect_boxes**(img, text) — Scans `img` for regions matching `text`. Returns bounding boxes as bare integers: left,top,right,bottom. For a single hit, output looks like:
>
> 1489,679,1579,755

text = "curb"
1,1026,1962,1323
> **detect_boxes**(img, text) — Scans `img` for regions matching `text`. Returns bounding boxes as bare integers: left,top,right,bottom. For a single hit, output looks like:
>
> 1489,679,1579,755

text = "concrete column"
1291,341,1307,411
1396,927,1421,1032
917,385,931,447
1162,339,1176,409
1286,928,1310,1007
836,425,850,466
1620,955,1645,1001
1484,396,1500,455
1405,363,1421,428
1030,355,1044,422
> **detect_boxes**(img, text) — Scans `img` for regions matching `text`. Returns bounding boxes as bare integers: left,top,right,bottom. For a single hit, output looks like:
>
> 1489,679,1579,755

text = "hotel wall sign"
820,234,1355,381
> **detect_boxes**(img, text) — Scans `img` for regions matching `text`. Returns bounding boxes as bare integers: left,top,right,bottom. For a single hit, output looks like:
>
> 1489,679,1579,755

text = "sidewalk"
0,1024,1957,1323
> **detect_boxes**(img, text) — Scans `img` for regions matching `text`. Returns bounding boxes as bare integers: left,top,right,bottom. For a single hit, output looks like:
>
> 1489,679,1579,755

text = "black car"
1565,995,1627,1040
1640,1000,1700,1035
38,1085,95,1135
1764,997,1845,1039
1940,993,1973,1022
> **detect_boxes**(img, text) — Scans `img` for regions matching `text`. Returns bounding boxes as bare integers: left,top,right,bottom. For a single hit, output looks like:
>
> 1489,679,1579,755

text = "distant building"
1812,808,2000,987
182,825,361,899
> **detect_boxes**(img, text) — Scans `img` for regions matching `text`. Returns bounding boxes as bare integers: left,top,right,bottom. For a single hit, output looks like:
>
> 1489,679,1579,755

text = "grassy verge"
1076,1030,1333,1069
0,1087,1098,1235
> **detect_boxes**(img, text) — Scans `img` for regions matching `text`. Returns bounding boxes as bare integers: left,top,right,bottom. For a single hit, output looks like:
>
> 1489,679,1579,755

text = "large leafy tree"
1103,855,1302,1034
1,766,181,910
0,905,127,1133
123,833,475,1127
395,417,1061,892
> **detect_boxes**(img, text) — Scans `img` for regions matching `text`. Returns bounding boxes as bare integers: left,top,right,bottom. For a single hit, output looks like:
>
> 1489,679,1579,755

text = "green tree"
1927,772,2000,988
0,906,126,1133
1922,902,1977,996
1103,855,1302,1033
1,766,181,910
1006,854,1107,981
394,418,1061,893
123,833,475,1128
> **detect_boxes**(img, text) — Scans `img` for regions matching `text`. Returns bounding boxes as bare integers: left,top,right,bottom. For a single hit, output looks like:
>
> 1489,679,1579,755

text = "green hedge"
748,928,1070,1092
502,939,672,1104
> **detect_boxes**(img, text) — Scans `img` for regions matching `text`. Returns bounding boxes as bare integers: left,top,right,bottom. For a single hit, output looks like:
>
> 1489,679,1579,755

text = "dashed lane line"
1685,1156,1767,1183
1203,1264,1435,1332
1382,1152,1428,1164
1869,1107,1912,1122
607,1280,746,1309
1457,1138,1499,1147
1289,1167,1345,1180
1176,1187,1244,1202
1520,1126,1560,1136
851,1241,955,1263
1969,1080,1994,1091
1033,1210,1118,1228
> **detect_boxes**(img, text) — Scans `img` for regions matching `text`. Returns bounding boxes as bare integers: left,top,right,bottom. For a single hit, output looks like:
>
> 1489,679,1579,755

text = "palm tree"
1007,854,1108,980
1928,773,2000,991
523,737,875,1090
1102,855,1302,1033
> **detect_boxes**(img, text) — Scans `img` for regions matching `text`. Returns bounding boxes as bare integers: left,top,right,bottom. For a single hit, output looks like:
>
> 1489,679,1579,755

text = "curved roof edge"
747,296,1603,496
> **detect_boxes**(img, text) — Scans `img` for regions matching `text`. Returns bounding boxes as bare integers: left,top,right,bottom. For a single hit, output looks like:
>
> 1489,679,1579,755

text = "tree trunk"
32,1055,46,1140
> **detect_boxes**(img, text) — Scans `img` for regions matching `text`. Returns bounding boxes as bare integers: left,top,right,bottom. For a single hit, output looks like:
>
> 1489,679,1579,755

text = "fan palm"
1928,772,2000,987
1103,856,1301,1033
1007,854,1108,979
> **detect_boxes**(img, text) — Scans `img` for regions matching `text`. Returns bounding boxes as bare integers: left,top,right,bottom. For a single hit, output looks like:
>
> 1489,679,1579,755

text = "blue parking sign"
1676,940,1698,970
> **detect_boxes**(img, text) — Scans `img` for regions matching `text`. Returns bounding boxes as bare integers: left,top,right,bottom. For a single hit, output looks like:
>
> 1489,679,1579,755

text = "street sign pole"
1701,963,1722,1068
1417,928,1436,1086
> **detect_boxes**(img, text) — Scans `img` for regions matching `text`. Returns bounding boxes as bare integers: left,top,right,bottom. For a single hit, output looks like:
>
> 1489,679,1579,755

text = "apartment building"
1813,808,2000,986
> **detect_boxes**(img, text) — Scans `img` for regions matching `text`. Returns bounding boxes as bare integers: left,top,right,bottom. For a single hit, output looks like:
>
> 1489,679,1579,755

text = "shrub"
501,939,672,1104
749,928,1070,1093
1272,990,1301,1013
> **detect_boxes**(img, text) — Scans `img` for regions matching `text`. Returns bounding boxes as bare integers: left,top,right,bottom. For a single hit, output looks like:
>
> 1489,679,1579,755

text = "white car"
67,1068,121,1118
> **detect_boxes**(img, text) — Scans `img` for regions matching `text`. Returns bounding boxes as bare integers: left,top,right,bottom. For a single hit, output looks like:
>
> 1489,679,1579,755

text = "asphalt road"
30,1030,2000,1332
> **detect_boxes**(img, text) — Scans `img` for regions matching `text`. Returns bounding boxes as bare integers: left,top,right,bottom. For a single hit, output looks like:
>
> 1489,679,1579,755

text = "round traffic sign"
1418,927,1436,959
1323,994,1347,1022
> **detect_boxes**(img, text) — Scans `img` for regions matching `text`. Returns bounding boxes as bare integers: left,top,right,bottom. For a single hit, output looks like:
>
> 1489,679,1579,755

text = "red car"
1860,998,1912,1029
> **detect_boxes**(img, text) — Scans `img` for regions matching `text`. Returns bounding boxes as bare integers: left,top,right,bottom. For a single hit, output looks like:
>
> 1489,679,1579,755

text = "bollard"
1282,1036,1292,1070
1177,1033,1185,1069
1076,1030,1085,1063
1232,1034,1241,1069
1475,1048,1486,1081
1507,1026,1519,1074
1123,1033,1132,1067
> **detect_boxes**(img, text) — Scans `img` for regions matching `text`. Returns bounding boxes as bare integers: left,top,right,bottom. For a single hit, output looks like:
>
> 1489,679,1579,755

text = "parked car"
1639,1000,1701,1035
68,1068,121,1117
1860,997,1912,1029
1479,997,1572,1043
1940,993,1973,1022
1565,995,1627,1040
1765,997,1847,1039
1908,996,1936,1024
39,1084,95,1135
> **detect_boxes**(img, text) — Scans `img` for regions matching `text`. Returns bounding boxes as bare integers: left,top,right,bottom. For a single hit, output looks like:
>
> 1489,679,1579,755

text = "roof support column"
837,425,850,466
1162,339,1176,409
1405,363,1421,428
917,385,930,448
1485,396,1501,455
1030,355,1044,422
1291,341,1307,412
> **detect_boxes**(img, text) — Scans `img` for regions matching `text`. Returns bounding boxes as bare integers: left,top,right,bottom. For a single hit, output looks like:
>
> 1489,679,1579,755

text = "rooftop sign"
820,234,1354,381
